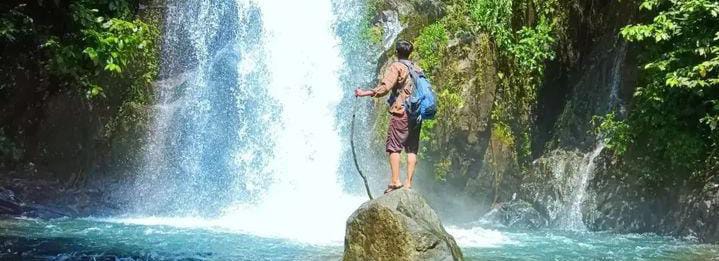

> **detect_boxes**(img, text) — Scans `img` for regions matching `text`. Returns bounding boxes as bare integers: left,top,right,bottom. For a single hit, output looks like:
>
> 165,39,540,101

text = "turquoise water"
1,217,717,260
451,227,719,260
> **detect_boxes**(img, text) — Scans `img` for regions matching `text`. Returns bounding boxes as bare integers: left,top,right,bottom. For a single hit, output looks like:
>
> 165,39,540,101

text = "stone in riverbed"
343,189,463,261
481,200,549,229
0,187,22,216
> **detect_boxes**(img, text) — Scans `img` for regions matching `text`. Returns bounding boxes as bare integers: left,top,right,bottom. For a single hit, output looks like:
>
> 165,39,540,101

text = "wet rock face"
0,187,22,216
482,200,549,229
680,181,719,242
0,173,122,219
371,0,445,62
343,189,463,261
377,10,403,50
521,149,587,226
381,0,444,37
586,155,719,243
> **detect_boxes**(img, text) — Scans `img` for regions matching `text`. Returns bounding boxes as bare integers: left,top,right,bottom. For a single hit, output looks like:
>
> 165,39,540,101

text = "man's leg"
389,152,402,186
404,118,422,189
385,114,408,193
406,153,417,189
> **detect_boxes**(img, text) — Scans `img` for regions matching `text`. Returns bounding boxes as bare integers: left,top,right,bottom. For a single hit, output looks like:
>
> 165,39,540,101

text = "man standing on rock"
355,40,422,194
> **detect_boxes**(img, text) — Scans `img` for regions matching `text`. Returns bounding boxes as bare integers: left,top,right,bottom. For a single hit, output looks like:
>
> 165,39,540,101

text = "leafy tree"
1,0,158,100
414,22,448,76
601,0,719,173
0,0,158,165
44,0,158,99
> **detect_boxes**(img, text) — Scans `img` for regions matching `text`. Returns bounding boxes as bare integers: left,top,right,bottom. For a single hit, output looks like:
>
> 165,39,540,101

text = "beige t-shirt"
371,61,417,115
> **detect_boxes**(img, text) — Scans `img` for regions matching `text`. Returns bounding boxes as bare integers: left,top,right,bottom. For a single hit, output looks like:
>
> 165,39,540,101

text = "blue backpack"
398,60,437,122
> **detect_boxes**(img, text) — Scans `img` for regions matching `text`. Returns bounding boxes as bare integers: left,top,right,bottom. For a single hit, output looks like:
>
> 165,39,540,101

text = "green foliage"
468,0,557,80
42,1,159,99
420,88,463,143
409,0,561,178
593,113,633,155
0,0,159,168
0,5,33,42
492,121,515,147
622,0,719,91
618,0,719,171
362,25,384,45
470,0,513,49
360,0,387,46
414,22,449,75
433,157,452,181
510,19,556,79
474,0,557,166
412,23,449,146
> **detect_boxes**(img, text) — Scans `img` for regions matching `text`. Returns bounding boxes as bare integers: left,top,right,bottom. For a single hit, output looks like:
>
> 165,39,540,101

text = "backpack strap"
397,59,420,93
387,60,417,107
398,59,425,78
397,60,416,79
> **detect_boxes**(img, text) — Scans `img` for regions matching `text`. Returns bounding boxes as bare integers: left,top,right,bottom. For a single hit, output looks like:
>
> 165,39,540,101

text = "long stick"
351,97,373,200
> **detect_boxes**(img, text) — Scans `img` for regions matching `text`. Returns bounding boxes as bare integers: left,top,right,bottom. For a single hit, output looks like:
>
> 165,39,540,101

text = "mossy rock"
343,189,463,261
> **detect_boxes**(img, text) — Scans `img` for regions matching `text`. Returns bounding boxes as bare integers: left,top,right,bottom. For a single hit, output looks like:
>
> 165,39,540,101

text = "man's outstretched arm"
355,64,400,98
355,89,375,97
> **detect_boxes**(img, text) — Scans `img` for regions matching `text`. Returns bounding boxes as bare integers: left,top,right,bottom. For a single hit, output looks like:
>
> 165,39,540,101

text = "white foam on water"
446,226,514,248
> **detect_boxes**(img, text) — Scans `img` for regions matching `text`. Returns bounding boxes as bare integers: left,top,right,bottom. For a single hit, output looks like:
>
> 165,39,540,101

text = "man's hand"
355,88,374,97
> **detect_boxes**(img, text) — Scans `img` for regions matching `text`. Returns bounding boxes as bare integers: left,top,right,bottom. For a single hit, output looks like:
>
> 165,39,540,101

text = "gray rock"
0,187,22,216
378,10,403,50
484,200,549,230
343,189,463,261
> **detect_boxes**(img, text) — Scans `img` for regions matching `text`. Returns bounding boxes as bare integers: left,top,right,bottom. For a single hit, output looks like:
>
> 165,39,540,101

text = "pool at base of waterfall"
0,218,717,260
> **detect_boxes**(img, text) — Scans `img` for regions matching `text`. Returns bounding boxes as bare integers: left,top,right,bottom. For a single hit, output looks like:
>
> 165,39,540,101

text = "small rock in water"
343,189,463,261
483,200,549,229
0,187,22,216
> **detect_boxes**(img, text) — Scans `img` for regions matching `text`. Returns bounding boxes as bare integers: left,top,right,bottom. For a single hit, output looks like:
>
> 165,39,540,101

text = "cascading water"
556,42,628,230
557,143,605,230
124,0,365,244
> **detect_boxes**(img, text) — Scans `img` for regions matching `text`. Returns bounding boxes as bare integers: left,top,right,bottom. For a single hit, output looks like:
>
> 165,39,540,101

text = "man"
355,40,422,194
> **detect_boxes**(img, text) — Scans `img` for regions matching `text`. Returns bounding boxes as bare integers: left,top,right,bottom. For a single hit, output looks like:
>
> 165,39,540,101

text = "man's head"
396,40,413,60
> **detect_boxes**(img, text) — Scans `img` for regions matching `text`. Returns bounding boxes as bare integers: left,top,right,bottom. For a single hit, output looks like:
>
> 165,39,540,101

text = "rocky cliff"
367,0,719,243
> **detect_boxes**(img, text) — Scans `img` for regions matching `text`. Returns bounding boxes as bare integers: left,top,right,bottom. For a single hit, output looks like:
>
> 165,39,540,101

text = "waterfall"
557,143,605,230
123,0,366,244
555,42,628,230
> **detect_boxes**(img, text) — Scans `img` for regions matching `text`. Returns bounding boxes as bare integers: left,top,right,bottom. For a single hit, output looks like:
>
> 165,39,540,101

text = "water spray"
351,97,373,200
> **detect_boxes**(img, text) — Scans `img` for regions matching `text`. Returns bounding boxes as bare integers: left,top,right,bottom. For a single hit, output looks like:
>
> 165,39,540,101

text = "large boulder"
343,189,463,261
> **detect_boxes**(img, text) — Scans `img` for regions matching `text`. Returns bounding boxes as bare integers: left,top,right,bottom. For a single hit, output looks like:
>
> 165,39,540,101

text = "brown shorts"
386,113,422,154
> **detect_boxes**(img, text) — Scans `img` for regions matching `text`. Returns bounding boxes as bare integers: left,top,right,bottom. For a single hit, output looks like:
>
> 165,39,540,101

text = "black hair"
396,40,413,60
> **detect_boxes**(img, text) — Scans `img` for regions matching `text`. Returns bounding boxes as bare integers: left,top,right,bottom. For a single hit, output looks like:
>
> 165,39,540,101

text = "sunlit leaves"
42,0,158,99
510,19,556,77
593,113,633,155
470,0,513,49
84,18,155,77
615,0,719,171
414,23,449,75
0,5,34,42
